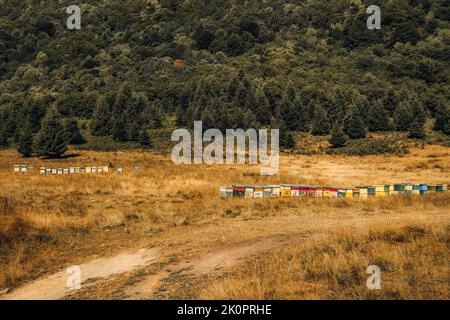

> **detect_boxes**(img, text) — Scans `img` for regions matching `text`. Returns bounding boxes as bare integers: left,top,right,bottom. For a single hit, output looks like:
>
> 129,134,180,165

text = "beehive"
40,167,46,174
338,189,346,197
80,167,86,173
28,165,33,172
86,167,92,173
74,167,80,174
375,185,385,192
271,186,281,197
46,168,52,174
98,166,103,173
291,185,300,197
263,187,273,197
419,184,428,194
92,166,97,173
428,185,436,192
358,188,368,198
226,186,234,198
307,186,316,197
394,184,404,192
367,186,376,196
14,165,20,173
69,167,75,174
232,186,246,198
64,168,69,174
21,164,27,173
345,189,353,198
330,187,339,197
103,166,109,173
298,185,309,196
51,168,57,174
220,186,229,198
323,187,332,198
315,187,324,198
57,168,63,175
281,185,291,197
253,187,264,198
404,184,413,192
436,184,446,192
245,187,254,198
352,189,360,197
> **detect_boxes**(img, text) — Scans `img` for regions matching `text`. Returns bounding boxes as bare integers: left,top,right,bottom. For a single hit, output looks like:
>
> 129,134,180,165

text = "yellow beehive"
323,189,331,198
404,184,413,191
86,167,92,173
412,190,420,195
345,189,353,198
358,188,368,198
315,187,323,197
103,166,109,173
281,186,291,197
271,187,281,197
376,191,386,197
375,185,385,192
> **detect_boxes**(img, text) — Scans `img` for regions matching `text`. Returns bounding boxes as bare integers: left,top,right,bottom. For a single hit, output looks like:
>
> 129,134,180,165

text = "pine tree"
383,89,397,112
111,116,128,142
91,96,113,136
344,105,367,139
294,98,310,132
139,129,152,148
33,110,68,158
395,102,414,131
64,119,85,145
17,123,33,157
254,90,271,125
311,105,330,135
408,118,426,139
433,105,449,132
329,124,348,148
367,101,391,132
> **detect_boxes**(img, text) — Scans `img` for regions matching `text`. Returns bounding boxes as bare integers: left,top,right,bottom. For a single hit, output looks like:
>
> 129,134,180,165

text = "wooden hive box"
14,165,20,173
40,167,46,174
46,168,52,174
375,185,385,192
69,167,75,174
330,187,339,197
226,186,234,198
51,168,57,174
263,186,273,197
74,167,80,174
358,187,368,198
404,183,413,192
86,167,92,173
64,168,69,174
232,186,246,198
306,186,316,197
338,188,346,197
315,187,324,198
254,186,264,198
291,185,301,197
80,167,86,173
419,184,428,194
245,187,255,198
352,189,360,197
98,166,103,173
323,187,332,198
21,164,27,173
280,185,292,197
345,189,353,198
103,166,109,173
57,168,63,175
92,166,97,173
298,185,309,196
271,186,281,197
220,186,230,198
367,186,376,196
427,185,436,192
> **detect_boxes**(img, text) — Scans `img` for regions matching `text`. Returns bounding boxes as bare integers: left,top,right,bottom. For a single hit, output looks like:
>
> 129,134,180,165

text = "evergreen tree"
294,98,310,132
33,110,68,158
444,119,450,135
64,119,85,145
344,105,366,139
329,124,348,148
433,105,449,132
0,123,8,147
367,101,391,132
311,105,330,135
408,118,426,139
91,96,113,136
139,129,152,148
394,102,414,131
383,89,397,112
255,90,271,125
17,123,33,157
111,116,128,142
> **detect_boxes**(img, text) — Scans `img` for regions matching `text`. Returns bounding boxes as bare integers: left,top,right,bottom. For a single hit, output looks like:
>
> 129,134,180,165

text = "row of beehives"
13,164,124,174
220,183,450,198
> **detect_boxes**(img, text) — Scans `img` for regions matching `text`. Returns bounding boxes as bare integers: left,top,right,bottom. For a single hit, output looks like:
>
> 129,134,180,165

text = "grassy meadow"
0,145,448,299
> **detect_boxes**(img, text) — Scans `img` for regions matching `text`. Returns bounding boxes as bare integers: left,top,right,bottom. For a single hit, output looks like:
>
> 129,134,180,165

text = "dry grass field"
0,145,449,300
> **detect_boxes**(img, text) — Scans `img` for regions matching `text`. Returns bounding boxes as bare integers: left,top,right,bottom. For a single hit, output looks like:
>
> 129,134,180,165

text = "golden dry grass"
0,145,449,299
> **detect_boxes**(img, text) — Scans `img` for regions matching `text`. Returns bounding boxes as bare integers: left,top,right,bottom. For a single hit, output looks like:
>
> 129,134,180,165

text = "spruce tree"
64,119,85,145
111,116,128,142
17,123,33,157
433,105,449,132
139,129,152,148
311,105,330,135
91,96,113,136
329,124,348,148
344,105,367,139
394,102,413,131
255,90,271,125
367,101,391,132
33,110,68,158
408,118,426,139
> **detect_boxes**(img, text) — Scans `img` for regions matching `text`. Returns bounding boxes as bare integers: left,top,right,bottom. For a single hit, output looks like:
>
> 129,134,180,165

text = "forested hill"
0,0,449,153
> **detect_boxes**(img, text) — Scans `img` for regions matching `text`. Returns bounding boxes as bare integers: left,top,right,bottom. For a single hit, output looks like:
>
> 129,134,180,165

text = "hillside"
0,0,449,153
